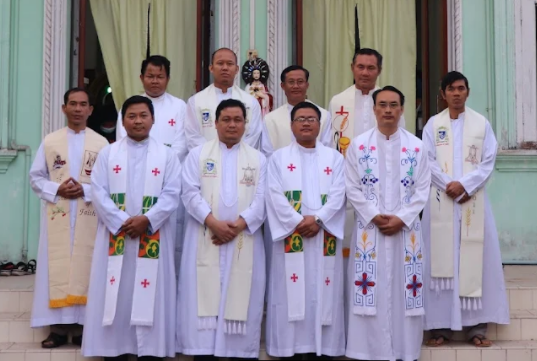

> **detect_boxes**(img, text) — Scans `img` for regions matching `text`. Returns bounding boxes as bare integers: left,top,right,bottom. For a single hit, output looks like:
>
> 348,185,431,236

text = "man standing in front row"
265,102,346,360
262,65,333,157
345,86,430,361
184,48,263,150
82,96,181,360
30,88,108,349
115,55,188,274
423,71,509,348
177,99,266,360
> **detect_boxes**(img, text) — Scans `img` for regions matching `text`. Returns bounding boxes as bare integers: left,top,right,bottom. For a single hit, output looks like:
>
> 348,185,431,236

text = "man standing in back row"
328,48,406,305
184,48,263,150
116,55,188,273
261,65,333,157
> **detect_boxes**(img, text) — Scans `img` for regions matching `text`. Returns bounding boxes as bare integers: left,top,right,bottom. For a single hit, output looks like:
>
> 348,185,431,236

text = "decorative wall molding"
0,0,12,149
267,0,288,108
513,0,537,148
448,0,463,72
496,151,537,172
41,0,68,137
218,0,241,86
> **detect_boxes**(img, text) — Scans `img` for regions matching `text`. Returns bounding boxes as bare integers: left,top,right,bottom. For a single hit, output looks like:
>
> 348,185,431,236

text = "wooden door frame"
77,0,87,88
77,0,205,92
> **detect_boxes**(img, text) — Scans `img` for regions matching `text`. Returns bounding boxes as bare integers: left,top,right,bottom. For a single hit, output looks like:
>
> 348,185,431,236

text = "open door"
72,0,211,142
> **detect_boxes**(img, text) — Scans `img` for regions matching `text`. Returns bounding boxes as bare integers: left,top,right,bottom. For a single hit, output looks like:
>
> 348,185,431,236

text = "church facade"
0,0,535,264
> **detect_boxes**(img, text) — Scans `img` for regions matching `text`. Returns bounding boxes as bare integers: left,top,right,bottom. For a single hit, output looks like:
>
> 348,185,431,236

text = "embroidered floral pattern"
358,144,379,205
404,222,424,311
400,146,419,204
354,221,377,308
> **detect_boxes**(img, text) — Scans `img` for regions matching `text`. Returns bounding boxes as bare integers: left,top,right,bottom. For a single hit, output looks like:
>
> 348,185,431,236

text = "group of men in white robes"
29,46,508,361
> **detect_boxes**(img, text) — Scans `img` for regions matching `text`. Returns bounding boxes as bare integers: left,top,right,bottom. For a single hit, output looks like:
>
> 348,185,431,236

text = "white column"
267,0,289,108
218,0,241,86
42,0,69,136
448,0,463,72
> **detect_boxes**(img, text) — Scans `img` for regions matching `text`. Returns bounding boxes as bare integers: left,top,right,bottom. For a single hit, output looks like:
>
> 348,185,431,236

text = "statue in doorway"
242,50,273,117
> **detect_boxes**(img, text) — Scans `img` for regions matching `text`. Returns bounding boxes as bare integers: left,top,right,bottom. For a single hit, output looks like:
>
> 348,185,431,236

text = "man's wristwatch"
314,215,322,225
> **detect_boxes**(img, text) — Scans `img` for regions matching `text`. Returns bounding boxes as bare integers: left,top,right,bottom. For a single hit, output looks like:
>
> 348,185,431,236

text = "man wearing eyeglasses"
265,101,346,360
261,66,332,158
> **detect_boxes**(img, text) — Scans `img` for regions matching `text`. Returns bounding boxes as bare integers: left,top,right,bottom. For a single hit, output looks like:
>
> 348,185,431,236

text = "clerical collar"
355,86,377,96
215,86,233,95
450,111,465,122
295,141,316,153
378,128,400,140
67,127,86,135
144,92,166,103
126,136,150,146
219,140,240,150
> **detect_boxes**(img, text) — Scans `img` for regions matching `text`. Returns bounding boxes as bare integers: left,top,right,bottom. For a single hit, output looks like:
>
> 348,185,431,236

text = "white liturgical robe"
328,87,406,281
345,128,430,361
176,142,267,358
422,112,509,331
81,137,181,358
116,91,187,275
265,142,346,357
30,129,92,327
184,85,263,150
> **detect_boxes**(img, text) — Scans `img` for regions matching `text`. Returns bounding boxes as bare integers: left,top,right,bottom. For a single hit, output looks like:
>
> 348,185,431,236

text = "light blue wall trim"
254,0,267,61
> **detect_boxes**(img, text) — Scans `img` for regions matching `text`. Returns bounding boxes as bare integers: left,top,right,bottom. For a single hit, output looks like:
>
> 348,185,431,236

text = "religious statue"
242,50,273,117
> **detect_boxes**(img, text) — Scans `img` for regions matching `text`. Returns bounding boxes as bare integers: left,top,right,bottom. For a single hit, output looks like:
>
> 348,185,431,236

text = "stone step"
2,341,537,361
2,310,537,346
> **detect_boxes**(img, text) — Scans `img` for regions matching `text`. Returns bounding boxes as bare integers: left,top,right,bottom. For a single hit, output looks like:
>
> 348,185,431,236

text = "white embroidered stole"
330,86,355,158
330,86,379,158
430,108,486,309
353,129,425,317
194,84,252,141
44,128,107,308
265,101,329,151
103,137,167,327
196,139,260,334
280,143,336,325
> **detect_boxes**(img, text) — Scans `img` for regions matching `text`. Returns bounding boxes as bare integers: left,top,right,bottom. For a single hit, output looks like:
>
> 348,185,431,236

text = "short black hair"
211,48,238,65
121,95,154,120
215,99,247,121
441,71,469,92
280,65,310,83
372,85,405,106
141,55,171,77
291,102,321,122
63,87,91,105
352,48,383,68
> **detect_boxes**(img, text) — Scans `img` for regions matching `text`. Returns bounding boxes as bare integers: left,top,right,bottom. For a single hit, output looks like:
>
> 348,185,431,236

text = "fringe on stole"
197,316,217,330
461,297,483,311
430,278,454,293
197,317,247,335
224,320,246,335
